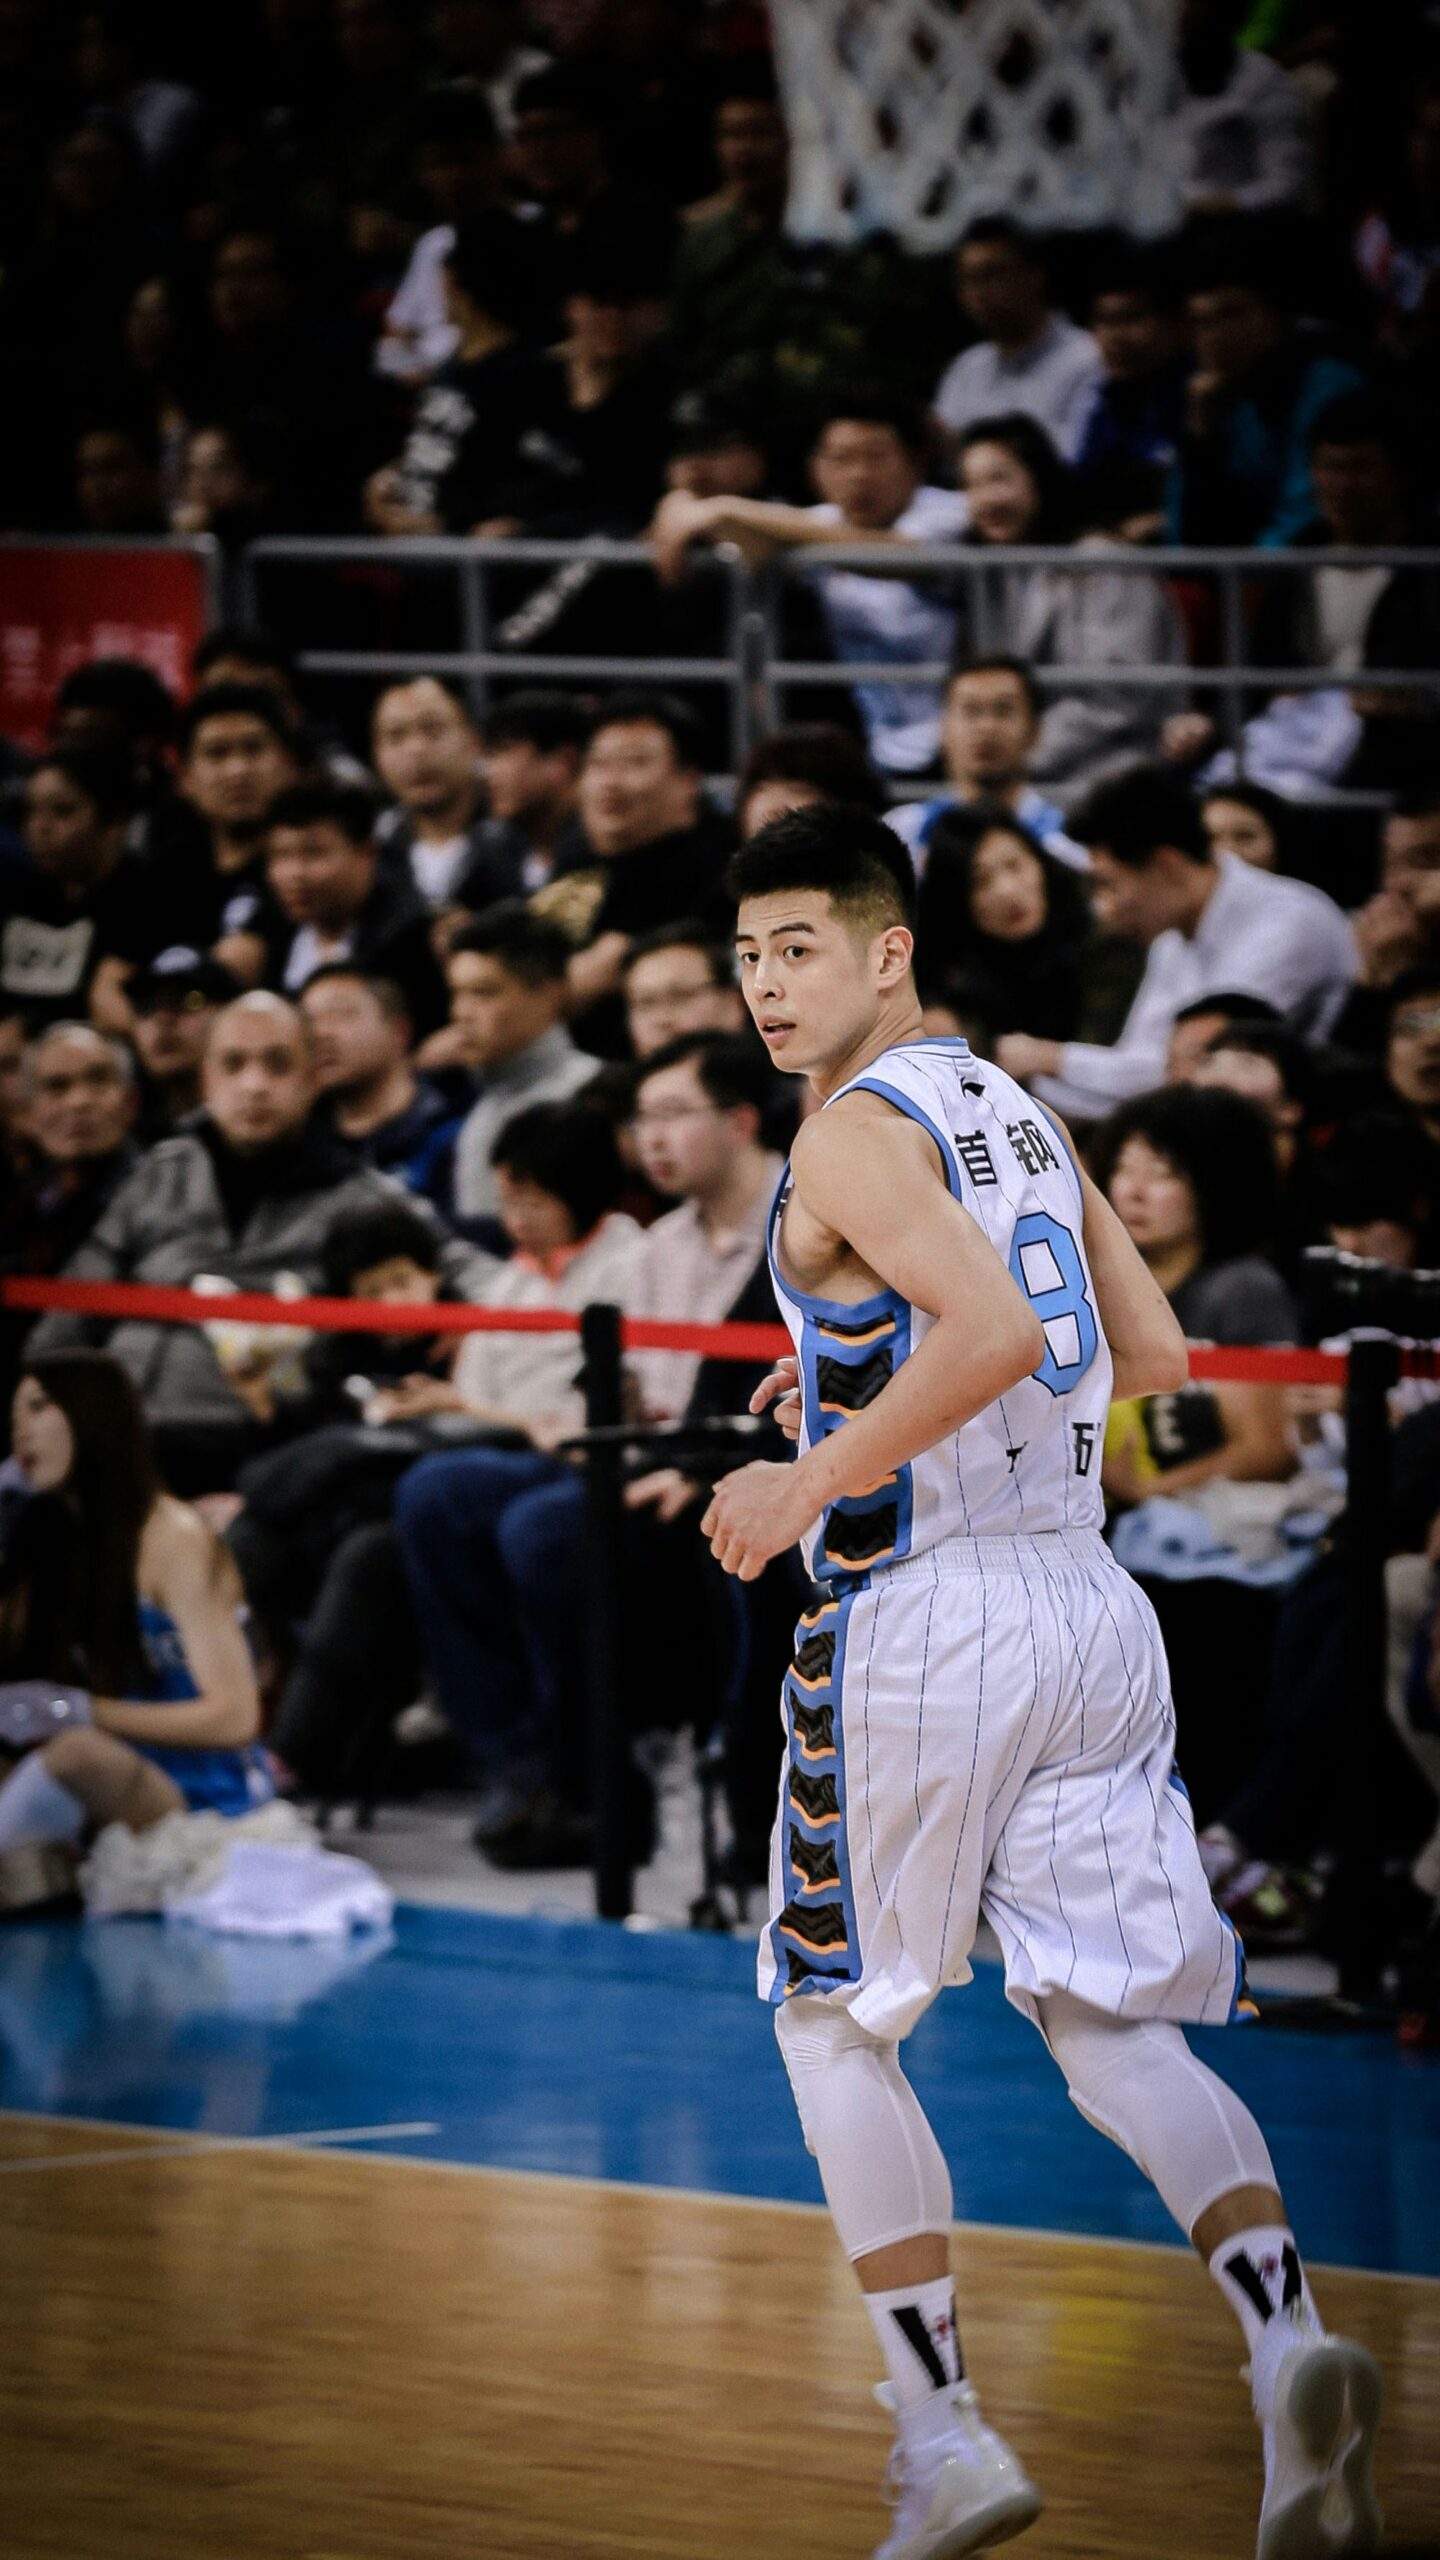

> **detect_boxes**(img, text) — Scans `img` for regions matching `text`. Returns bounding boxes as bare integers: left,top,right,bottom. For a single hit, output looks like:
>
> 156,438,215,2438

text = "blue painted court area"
1,1903,1437,2277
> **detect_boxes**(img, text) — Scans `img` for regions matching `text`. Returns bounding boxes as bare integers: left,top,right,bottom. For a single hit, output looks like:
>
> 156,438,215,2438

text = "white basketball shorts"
758,1526,1249,2041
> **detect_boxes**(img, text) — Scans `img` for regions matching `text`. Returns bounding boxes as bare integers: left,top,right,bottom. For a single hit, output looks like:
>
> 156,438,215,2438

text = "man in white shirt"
649,396,969,775
886,655,1081,872
934,218,1103,463
996,764,1356,1120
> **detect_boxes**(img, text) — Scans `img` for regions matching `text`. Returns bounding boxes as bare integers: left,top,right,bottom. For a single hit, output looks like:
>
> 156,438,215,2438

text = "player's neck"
809,994,927,1104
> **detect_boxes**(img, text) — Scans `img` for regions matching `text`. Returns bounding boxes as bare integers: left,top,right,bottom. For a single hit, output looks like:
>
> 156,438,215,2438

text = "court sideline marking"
0,2116,439,2175
2,2104,1435,2289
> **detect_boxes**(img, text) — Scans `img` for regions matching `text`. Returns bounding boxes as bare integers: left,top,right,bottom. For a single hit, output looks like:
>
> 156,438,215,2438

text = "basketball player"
700,805,1382,2560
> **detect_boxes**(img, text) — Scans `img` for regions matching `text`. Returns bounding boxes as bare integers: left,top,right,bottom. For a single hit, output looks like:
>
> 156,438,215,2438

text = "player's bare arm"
1073,1155,1190,1401
702,1095,1045,1579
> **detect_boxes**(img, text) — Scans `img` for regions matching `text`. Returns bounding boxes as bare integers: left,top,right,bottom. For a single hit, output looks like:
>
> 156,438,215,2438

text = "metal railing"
235,534,1440,772
239,536,761,769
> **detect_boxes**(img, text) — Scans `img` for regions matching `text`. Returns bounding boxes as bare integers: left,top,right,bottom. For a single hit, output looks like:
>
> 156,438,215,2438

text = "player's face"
735,891,903,1079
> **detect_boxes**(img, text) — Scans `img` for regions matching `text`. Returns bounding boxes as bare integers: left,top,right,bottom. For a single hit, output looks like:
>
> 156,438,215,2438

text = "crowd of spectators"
3,4,1440,794
1,2,1439,1974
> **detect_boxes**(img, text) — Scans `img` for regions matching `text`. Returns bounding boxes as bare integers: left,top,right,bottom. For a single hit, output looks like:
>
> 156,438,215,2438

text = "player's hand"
701,1461,815,1581
749,1355,802,1442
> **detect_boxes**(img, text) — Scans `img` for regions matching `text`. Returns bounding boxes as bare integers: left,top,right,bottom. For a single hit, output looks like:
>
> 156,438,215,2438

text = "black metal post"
1335,1330,1400,2004
580,1302,632,1922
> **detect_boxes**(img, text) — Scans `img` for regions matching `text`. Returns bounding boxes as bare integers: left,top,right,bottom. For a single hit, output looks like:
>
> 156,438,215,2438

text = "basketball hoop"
768,0,1181,249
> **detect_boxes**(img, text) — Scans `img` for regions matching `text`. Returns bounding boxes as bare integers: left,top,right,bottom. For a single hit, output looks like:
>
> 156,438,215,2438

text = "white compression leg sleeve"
1038,1990,1277,2238
775,1999,953,2262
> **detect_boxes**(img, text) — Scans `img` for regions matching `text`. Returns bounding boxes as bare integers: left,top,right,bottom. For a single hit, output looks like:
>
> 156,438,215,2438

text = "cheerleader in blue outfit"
0,1351,273,1855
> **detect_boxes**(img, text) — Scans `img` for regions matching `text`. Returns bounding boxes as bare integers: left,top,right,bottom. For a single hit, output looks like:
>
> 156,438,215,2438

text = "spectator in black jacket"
1,746,158,1031
362,209,548,537
155,684,303,979
0,1023,139,1282
261,779,448,1036
1167,232,1364,547
566,690,736,1038
299,965,459,1188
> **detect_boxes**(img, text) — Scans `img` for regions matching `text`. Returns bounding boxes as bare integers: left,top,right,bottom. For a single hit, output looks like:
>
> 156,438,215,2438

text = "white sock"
0,1752,86,1852
1209,2225,1323,2409
864,2277,963,2411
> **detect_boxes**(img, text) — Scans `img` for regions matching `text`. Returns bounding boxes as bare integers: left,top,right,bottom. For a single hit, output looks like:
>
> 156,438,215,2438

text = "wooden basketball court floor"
1,1905,1437,2560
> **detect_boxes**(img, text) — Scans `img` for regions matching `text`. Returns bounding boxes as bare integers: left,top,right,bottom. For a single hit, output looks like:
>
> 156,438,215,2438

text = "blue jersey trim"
767,1173,900,1328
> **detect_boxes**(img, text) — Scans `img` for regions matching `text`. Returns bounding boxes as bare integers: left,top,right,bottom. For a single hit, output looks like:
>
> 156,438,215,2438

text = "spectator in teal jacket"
1168,239,1364,548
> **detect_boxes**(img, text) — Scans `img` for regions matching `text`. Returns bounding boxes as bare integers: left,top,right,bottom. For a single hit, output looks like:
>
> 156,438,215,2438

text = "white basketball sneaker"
872,2380,1043,2560
1253,2321,1384,2560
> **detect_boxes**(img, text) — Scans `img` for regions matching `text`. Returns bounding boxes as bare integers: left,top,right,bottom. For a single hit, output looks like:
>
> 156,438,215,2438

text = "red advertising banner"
0,541,214,753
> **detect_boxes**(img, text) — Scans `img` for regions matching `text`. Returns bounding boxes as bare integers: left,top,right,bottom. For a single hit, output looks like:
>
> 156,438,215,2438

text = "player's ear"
876,923,914,987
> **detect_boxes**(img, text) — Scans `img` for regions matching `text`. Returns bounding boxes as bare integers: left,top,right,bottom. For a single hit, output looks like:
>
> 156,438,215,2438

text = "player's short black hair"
449,899,571,986
1088,1084,1281,1267
728,803,917,933
587,688,705,771
1070,763,1211,867
267,777,378,846
634,1030,773,1118
490,1098,623,1234
178,680,297,756
320,1196,443,1294
480,690,590,755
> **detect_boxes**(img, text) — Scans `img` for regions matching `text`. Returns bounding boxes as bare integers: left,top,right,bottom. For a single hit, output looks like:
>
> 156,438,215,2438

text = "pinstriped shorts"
757,1527,1244,2041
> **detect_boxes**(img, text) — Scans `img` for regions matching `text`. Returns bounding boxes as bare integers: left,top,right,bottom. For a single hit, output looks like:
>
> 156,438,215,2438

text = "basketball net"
768,0,1181,249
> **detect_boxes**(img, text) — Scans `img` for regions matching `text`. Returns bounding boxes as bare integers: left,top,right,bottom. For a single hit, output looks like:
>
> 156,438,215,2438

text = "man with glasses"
626,1031,783,1422
621,922,744,1059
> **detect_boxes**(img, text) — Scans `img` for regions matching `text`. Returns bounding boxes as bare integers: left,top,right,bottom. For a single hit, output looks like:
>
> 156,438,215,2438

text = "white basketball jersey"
769,1037,1114,1582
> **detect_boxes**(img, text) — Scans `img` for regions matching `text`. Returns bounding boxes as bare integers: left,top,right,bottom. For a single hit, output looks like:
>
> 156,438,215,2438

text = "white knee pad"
1037,1990,1276,2238
775,1998,953,2262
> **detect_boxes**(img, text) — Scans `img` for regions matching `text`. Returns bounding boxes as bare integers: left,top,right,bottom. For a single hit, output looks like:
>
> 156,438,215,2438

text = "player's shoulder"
795,1079,938,1172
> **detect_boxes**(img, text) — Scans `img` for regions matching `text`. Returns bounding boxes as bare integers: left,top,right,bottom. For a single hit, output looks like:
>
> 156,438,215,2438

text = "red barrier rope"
0,1273,1382,1381
0,1274,790,1363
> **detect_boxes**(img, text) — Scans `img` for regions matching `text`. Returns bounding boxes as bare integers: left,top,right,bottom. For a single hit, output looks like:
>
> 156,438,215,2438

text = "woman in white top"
375,1098,645,1442
957,411,1186,802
